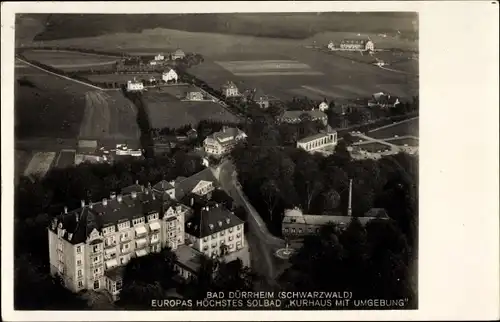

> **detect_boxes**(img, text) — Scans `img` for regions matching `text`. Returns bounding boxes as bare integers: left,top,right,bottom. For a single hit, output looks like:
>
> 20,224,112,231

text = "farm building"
296,130,338,153
221,81,240,98
203,126,247,156
185,87,204,101
280,110,328,126
339,39,375,51
247,88,270,109
126,79,144,92
318,101,329,112
154,53,165,61
171,49,186,60
162,68,178,83
369,92,401,108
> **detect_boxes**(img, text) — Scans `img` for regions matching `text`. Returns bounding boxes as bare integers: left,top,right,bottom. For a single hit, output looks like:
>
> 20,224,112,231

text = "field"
384,137,419,147
15,62,88,139
356,142,392,153
143,87,242,129
22,49,118,71
23,152,57,177
79,90,140,141
85,73,163,83
54,150,77,168
367,117,419,139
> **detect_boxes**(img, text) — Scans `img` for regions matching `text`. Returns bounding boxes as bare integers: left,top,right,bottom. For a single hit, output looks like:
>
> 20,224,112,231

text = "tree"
260,179,281,222
321,189,341,212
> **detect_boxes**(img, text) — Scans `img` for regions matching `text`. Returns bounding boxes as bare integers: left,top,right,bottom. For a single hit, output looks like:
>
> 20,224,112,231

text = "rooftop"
51,188,179,245
174,167,219,200
297,131,336,144
175,244,203,273
185,204,244,238
104,266,125,281
283,207,389,226
206,127,246,146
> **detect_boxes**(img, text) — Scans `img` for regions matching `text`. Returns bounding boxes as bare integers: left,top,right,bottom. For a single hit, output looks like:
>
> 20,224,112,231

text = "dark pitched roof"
51,189,177,245
175,168,219,200
121,183,144,195
205,127,246,146
153,180,175,192
185,204,244,238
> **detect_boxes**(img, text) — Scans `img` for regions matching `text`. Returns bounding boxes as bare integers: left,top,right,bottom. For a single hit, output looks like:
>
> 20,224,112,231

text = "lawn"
85,73,163,83
384,137,419,147
356,142,392,153
21,49,118,71
367,117,419,140
15,64,88,139
143,91,242,129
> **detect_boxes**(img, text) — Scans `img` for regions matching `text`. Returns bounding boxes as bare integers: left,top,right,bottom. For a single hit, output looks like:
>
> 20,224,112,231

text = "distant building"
256,96,270,109
280,110,328,126
221,81,240,98
327,41,336,51
318,101,329,112
171,49,186,60
126,79,144,92
154,53,165,61
297,130,338,152
339,39,375,51
149,60,158,66
185,87,204,101
162,68,178,83
282,180,389,239
370,92,401,108
203,127,247,156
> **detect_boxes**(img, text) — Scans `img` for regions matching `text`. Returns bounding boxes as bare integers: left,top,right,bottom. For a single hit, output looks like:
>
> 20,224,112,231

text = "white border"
2,1,499,321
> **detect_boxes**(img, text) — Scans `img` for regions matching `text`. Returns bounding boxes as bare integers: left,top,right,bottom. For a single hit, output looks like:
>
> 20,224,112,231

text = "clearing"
367,117,419,140
85,73,163,83
143,87,242,129
21,49,118,71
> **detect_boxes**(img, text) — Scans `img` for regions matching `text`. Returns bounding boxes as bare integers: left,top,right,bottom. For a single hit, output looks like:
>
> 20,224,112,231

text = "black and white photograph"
2,1,499,321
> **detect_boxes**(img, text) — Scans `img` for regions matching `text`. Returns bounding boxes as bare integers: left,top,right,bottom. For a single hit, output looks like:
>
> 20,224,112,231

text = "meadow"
85,73,163,83
143,89,242,129
21,49,118,71
366,117,419,139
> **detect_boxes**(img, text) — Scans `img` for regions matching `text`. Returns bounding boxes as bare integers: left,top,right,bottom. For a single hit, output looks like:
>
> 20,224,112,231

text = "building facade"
296,131,338,152
340,39,375,51
171,49,186,60
280,110,329,126
318,101,329,112
162,68,178,83
203,127,247,156
126,79,144,92
47,190,188,295
221,81,240,97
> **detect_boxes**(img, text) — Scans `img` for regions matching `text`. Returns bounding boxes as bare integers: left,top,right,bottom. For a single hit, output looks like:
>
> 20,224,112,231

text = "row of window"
202,226,242,242
283,227,320,234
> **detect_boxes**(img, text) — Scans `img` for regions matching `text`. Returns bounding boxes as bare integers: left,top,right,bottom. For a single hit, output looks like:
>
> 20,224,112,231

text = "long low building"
297,131,338,152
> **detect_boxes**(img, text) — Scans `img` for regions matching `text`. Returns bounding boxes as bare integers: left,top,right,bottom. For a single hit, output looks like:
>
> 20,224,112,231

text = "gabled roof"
221,81,238,90
153,180,175,192
50,189,177,245
185,204,244,238
174,167,219,200
205,127,246,146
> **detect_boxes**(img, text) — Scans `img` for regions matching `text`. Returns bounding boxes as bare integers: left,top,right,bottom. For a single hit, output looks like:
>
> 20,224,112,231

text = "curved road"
216,160,285,287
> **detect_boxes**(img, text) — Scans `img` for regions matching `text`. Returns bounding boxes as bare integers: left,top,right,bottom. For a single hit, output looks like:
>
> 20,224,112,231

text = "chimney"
190,197,194,206
131,191,137,199
218,221,222,227
187,222,192,228
347,179,353,217
117,195,123,203
145,189,149,195
75,213,79,223
226,218,230,224
81,200,85,208
209,224,214,230
64,206,68,214
147,182,152,189
102,198,108,206
135,180,139,185
152,193,156,200
110,192,116,200
89,202,93,209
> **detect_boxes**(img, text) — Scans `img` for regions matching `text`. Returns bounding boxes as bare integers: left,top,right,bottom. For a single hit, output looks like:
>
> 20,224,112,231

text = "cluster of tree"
116,248,258,308
230,118,418,242
17,46,127,58
281,218,416,308
14,151,205,308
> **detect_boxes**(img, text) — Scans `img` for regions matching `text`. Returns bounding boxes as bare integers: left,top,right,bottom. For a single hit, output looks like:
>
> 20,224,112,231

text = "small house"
318,101,329,112
221,81,240,98
171,49,186,60
186,87,204,101
162,68,178,83
126,79,144,92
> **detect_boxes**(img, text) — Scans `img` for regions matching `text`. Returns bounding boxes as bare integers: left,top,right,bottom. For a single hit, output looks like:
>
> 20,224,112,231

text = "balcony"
104,241,117,249
150,236,160,244
120,236,131,243
135,237,148,249
120,246,132,255
135,225,148,238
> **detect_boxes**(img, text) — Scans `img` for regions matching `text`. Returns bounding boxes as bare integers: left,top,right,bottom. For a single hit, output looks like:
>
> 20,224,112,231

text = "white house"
221,81,240,98
340,39,375,51
162,68,178,83
126,79,144,92
318,101,329,112
154,53,165,61
149,61,158,66
171,49,186,60
203,127,247,156
327,41,336,51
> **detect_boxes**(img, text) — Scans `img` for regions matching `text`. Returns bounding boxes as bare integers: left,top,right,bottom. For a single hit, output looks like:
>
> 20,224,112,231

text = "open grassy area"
356,142,392,153
367,117,419,139
15,63,88,139
384,137,419,147
21,49,118,71
143,90,241,129
85,73,163,83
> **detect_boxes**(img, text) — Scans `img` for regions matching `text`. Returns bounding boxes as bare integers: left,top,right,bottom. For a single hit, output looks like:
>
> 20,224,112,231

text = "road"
216,160,285,287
